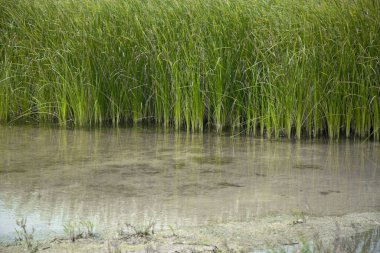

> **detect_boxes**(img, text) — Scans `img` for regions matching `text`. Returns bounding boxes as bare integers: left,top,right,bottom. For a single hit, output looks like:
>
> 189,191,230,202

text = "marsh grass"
0,0,379,139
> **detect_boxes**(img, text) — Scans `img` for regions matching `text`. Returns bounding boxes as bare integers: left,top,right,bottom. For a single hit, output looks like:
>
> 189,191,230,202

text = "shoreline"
1,212,379,252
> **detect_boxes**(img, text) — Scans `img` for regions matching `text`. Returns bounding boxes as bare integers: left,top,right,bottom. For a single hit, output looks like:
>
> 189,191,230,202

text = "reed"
0,0,379,139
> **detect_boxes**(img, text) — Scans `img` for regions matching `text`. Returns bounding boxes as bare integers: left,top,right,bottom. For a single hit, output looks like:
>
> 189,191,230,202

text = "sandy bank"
1,212,379,253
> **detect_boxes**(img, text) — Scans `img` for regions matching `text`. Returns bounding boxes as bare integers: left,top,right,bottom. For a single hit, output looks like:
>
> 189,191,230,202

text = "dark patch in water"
108,164,127,169
255,173,267,177
293,164,322,170
320,190,341,195
217,182,243,188
94,168,120,174
193,156,234,165
201,169,218,174
0,169,27,174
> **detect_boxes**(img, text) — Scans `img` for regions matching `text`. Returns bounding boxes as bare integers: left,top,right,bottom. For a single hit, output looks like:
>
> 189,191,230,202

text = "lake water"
0,126,379,241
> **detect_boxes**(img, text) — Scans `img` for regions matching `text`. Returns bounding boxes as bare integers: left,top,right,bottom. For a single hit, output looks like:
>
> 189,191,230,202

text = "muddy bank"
1,212,379,253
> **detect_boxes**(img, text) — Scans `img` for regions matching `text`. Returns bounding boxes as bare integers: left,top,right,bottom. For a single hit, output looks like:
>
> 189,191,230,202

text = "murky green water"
0,126,379,241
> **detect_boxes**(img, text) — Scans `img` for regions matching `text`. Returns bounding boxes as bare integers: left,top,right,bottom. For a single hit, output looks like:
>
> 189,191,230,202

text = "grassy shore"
1,0,379,139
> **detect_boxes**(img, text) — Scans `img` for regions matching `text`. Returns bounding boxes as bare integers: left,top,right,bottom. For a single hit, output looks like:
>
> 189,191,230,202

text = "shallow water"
0,126,379,241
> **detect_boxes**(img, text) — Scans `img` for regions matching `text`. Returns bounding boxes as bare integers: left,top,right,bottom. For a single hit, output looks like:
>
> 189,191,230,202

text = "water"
0,126,379,241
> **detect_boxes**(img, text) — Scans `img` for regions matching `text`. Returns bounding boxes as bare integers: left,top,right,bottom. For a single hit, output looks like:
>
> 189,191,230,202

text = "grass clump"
0,0,379,139
63,220,96,242
14,218,39,253
122,222,156,237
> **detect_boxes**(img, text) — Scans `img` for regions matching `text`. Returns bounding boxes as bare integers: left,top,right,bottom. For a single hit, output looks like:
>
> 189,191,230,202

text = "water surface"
0,126,379,240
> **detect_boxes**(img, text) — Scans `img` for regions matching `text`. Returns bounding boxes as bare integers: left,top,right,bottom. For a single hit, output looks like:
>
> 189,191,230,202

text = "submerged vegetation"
0,0,379,139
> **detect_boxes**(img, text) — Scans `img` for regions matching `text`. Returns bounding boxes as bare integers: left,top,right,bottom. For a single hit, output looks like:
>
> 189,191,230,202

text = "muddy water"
0,126,379,241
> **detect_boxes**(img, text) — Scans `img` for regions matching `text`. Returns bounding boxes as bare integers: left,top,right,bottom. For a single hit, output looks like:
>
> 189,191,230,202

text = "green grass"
0,0,379,139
